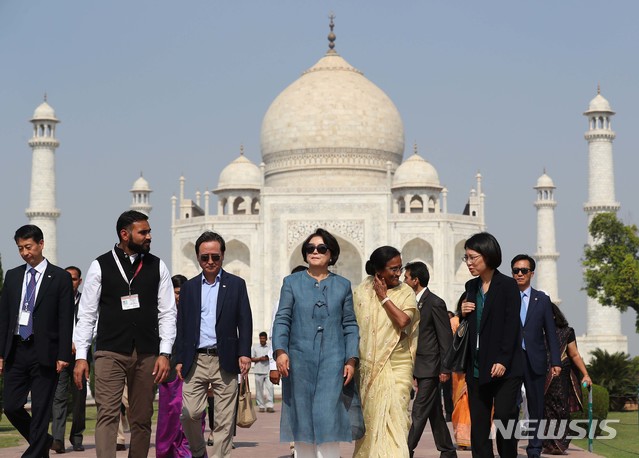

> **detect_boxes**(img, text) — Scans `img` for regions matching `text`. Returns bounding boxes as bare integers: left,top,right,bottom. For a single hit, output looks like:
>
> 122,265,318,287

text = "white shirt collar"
26,258,48,275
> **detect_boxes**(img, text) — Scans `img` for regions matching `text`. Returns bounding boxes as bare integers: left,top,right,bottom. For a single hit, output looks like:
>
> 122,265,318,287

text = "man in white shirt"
251,331,274,412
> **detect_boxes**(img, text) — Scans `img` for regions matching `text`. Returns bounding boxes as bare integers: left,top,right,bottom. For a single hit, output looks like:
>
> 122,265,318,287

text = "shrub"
587,348,638,410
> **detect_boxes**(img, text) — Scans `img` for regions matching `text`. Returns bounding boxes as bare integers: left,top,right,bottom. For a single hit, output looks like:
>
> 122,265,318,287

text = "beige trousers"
181,354,238,457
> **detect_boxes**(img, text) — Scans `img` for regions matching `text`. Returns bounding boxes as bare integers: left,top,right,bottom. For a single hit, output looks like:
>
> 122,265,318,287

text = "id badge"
121,294,140,310
19,309,31,326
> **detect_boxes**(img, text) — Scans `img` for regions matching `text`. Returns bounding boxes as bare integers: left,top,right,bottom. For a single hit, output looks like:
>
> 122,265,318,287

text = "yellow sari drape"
353,278,419,458
450,316,471,448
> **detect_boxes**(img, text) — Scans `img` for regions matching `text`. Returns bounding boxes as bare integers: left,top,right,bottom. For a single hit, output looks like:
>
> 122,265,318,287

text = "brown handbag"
236,377,257,428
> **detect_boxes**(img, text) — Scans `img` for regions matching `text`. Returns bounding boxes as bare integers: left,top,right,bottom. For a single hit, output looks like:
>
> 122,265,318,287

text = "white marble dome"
216,153,261,191
31,101,58,121
536,172,555,188
585,93,613,113
393,153,441,188
131,175,151,192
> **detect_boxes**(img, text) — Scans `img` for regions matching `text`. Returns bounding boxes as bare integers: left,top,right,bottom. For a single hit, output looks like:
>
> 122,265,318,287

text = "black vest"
95,247,161,354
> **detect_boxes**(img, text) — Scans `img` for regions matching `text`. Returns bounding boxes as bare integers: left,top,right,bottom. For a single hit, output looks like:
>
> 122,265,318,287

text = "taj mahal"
24,21,627,359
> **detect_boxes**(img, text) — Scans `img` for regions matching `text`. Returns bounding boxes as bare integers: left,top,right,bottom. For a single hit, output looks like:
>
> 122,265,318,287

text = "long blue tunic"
272,271,360,444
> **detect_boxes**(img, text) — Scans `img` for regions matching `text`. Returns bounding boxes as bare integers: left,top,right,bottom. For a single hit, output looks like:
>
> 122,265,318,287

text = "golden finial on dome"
43,92,47,102
240,144,244,156
327,12,336,53
597,82,601,95
413,141,418,155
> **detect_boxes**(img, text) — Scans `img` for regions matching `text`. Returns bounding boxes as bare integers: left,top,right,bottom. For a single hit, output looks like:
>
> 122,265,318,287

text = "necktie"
19,268,37,339
520,292,527,350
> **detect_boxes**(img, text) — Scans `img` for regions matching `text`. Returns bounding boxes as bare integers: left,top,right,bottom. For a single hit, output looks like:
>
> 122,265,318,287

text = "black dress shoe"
72,444,84,452
116,444,126,451
51,440,66,454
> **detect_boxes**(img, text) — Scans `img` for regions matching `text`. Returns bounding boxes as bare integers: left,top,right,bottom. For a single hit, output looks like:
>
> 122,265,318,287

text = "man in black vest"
73,210,176,458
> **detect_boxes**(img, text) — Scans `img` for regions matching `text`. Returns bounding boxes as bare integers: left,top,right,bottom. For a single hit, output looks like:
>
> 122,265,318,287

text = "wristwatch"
159,352,171,359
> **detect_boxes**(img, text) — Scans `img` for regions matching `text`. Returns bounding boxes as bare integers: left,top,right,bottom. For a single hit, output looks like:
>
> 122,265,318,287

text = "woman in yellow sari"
353,246,419,458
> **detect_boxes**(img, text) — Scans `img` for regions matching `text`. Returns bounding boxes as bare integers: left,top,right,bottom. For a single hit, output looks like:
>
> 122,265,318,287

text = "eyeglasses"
462,254,482,263
512,268,532,275
386,265,404,274
199,254,222,263
305,244,329,255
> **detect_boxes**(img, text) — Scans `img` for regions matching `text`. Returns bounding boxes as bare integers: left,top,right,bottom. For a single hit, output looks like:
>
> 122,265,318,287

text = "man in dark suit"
0,224,74,458
405,262,457,458
511,254,561,458
50,266,87,453
176,231,253,458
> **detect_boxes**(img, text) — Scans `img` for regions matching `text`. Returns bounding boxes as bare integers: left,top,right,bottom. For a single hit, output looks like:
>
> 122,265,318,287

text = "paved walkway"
0,405,603,458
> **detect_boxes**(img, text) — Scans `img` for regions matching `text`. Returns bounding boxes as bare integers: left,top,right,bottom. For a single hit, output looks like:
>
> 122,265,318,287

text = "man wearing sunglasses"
511,254,561,458
175,231,253,458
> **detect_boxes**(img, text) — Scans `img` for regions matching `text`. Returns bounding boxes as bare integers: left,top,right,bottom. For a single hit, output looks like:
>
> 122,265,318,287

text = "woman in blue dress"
273,228,362,458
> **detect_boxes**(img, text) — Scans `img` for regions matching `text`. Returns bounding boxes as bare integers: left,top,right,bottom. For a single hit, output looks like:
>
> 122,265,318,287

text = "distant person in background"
542,303,591,455
251,331,274,413
156,274,191,458
51,266,87,453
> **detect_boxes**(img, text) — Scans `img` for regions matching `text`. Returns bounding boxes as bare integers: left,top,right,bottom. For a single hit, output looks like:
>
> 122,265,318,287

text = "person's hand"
461,300,475,317
490,363,506,378
74,359,89,390
239,356,251,377
153,354,170,384
176,363,184,381
269,369,281,385
582,374,592,387
277,353,290,378
373,274,388,301
551,366,562,377
72,342,76,355
343,361,355,386
439,373,450,383
56,360,69,374
0,357,4,375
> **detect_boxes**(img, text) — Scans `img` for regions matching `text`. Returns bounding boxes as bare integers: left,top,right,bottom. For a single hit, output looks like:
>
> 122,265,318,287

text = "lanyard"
111,249,144,295
22,268,41,311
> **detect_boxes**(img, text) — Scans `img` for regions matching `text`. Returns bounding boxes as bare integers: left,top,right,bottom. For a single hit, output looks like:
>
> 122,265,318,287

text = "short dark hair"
300,228,340,266
510,254,536,271
171,274,188,288
259,331,267,338
405,261,430,288
365,246,401,275
195,231,226,255
14,224,44,243
551,302,569,328
116,210,149,240
464,232,502,270
65,265,82,278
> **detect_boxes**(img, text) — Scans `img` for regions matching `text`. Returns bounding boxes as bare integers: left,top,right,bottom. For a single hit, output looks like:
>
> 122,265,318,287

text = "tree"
582,212,639,332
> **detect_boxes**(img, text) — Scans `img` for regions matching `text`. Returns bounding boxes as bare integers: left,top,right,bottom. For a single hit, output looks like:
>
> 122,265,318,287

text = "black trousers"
522,352,545,456
467,375,522,458
51,360,87,446
408,377,457,457
441,378,454,420
3,339,57,458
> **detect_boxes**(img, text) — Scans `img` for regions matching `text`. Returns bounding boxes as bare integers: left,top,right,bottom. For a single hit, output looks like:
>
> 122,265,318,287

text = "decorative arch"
398,197,406,214
233,197,247,215
224,239,251,282
409,195,423,213
454,239,471,282
180,242,199,278
428,197,436,213
251,198,260,215
401,238,434,276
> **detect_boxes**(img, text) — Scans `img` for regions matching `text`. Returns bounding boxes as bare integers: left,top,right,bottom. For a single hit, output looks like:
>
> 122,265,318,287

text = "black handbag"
442,318,470,372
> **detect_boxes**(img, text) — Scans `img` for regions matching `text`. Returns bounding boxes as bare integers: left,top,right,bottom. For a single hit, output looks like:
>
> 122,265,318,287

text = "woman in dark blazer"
460,232,523,458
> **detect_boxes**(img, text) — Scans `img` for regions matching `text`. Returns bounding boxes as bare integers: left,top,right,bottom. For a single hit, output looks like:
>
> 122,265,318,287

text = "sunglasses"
512,268,531,275
305,244,329,255
200,254,222,263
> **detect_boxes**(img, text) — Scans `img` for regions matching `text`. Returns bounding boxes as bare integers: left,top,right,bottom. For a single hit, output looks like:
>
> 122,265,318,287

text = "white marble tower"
26,97,60,264
534,170,560,304
579,87,628,361
130,173,152,215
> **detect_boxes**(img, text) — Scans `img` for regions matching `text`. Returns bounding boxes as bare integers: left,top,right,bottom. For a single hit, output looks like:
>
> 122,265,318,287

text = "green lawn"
0,403,160,448
573,411,639,458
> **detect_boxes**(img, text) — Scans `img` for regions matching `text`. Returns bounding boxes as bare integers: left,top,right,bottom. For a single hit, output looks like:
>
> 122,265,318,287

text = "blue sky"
1,1,638,354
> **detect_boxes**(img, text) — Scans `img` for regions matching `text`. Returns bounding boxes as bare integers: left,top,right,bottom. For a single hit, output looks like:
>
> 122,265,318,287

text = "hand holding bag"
236,376,257,428
442,318,470,373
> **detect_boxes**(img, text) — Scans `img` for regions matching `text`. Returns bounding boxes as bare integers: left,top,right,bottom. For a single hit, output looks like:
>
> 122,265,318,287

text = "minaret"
130,173,152,215
26,96,60,264
579,87,628,360
534,170,560,303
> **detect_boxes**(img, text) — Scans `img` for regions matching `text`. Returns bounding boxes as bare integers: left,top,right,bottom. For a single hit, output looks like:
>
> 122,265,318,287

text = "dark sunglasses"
200,254,222,263
512,268,531,275
305,244,329,255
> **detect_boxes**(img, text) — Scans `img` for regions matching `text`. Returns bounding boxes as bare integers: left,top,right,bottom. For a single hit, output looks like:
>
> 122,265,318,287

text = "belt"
197,347,218,356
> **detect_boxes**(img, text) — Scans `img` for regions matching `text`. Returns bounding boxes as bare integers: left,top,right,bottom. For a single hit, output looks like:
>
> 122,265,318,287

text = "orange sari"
450,316,471,448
